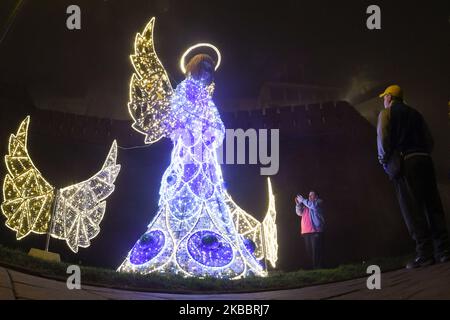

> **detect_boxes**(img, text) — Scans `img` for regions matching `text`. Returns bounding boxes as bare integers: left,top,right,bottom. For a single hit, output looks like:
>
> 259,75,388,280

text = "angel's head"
185,54,215,85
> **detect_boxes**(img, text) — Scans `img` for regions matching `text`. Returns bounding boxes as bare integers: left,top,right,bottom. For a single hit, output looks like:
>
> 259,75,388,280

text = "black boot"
436,253,450,264
406,256,435,269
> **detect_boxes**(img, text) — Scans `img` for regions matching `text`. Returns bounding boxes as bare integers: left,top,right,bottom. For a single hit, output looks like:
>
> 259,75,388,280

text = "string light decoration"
1,117,121,253
2,116,54,239
262,178,278,268
50,141,121,253
128,17,174,144
223,179,279,265
118,17,278,279
180,43,221,74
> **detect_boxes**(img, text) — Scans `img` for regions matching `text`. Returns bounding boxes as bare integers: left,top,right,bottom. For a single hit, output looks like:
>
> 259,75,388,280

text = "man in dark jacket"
377,84,450,268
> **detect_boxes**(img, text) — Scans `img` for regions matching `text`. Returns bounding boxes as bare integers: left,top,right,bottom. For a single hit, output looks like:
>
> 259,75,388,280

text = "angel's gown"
118,77,265,278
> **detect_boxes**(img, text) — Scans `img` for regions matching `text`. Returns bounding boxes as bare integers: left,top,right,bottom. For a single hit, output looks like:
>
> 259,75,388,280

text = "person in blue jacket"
295,191,325,269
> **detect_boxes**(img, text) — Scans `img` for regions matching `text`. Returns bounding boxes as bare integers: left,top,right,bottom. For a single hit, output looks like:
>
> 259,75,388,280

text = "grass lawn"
0,245,409,294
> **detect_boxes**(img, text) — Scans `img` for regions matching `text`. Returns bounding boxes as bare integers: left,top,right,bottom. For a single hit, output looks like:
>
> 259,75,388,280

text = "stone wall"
0,91,419,271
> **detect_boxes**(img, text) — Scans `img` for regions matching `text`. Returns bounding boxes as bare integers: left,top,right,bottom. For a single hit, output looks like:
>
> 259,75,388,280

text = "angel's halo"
179,43,221,74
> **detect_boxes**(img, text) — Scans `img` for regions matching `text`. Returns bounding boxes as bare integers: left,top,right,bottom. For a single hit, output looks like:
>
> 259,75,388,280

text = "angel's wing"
262,178,278,268
225,178,278,267
51,141,121,253
128,17,174,144
224,191,264,260
1,116,54,239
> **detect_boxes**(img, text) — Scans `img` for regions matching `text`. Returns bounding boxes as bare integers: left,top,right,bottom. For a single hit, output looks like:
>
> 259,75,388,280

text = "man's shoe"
406,256,435,269
437,254,450,264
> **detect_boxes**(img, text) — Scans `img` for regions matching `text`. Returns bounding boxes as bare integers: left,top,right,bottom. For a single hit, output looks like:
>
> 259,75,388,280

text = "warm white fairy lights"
1,117,121,253
224,178,278,268
179,43,221,74
2,116,54,239
224,192,264,261
50,141,121,253
262,178,278,268
128,17,174,144
118,17,277,279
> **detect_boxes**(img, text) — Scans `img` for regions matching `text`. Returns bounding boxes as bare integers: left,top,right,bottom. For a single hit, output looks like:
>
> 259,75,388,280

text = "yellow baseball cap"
379,85,403,99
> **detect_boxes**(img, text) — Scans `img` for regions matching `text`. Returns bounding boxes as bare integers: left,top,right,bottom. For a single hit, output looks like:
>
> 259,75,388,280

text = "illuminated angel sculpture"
1,116,121,253
118,18,277,278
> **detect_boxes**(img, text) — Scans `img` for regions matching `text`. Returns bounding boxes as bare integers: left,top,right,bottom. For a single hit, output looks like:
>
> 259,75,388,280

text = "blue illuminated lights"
119,77,266,278
118,17,278,279
187,231,233,267
130,230,165,265
243,238,257,255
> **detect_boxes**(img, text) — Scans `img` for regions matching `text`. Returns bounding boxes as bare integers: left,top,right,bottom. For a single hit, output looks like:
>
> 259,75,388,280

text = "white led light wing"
224,192,264,261
51,141,121,253
262,178,278,268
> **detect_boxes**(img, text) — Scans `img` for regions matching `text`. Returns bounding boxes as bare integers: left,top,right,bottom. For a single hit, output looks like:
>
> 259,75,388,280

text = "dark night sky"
0,0,448,102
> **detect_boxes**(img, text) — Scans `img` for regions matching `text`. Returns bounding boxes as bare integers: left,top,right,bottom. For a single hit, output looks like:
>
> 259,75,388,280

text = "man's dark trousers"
304,232,323,269
393,155,450,259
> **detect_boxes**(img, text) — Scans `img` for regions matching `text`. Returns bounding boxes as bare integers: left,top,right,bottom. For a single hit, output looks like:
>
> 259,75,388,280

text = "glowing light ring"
179,43,221,74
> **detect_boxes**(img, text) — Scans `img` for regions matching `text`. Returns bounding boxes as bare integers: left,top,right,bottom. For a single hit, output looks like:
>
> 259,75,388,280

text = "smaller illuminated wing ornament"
2,116,54,239
1,117,121,253
51,141,121,253
262,178,278,268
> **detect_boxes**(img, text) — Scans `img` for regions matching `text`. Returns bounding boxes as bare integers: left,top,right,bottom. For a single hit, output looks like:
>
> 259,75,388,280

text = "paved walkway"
1,263,449,300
